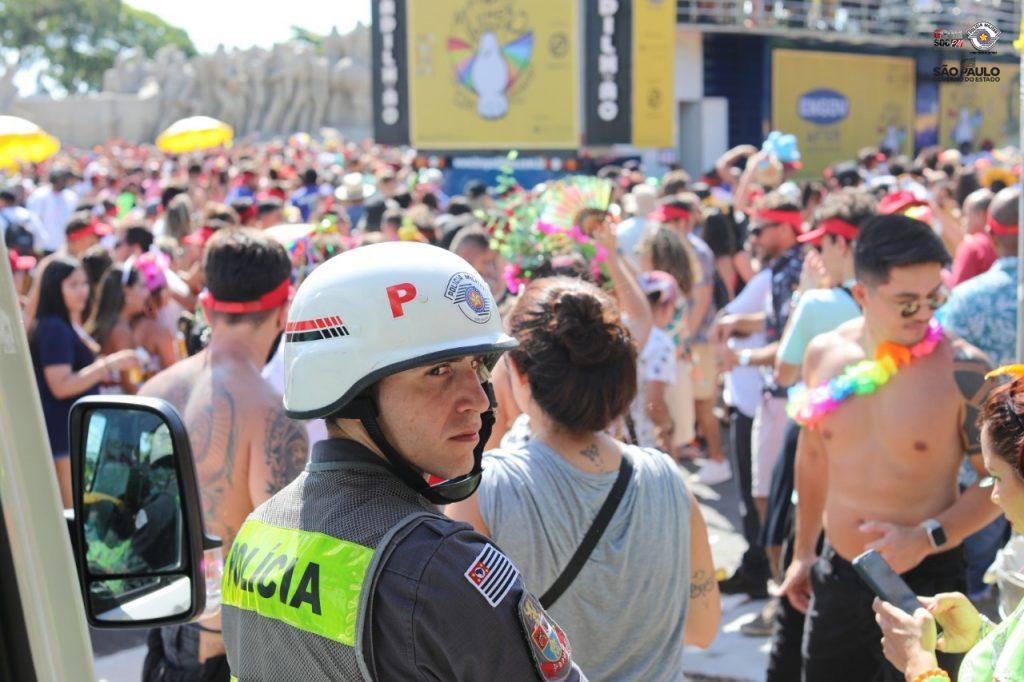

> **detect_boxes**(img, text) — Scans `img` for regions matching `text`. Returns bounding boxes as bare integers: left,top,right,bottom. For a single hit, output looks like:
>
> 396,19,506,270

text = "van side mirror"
69,396,222,628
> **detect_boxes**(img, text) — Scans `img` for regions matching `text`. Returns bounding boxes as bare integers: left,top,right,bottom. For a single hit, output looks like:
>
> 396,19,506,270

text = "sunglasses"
748,223,781,238
879,288,949,318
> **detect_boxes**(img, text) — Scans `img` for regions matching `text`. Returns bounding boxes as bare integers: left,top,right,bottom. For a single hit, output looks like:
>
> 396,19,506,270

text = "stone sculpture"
5,24,373,147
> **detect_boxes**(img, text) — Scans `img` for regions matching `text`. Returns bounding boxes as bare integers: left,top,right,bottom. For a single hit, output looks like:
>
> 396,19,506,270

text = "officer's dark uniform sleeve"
366,517,586,681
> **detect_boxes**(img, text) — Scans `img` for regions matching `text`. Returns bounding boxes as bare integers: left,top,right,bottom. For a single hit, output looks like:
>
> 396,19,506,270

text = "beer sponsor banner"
772,49,914,177
631,0,675,148
406,0,580,149
584,0,632,145
938,62,1020,151
371,0,410,145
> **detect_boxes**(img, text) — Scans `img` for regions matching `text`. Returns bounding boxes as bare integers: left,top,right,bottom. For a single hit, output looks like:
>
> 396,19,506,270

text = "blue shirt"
31,317,98,456
777,286,861,366
290,184,330,222
937,257,1018,367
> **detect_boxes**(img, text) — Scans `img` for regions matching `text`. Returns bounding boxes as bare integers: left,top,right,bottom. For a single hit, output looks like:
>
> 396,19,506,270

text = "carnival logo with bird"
447,30,534,120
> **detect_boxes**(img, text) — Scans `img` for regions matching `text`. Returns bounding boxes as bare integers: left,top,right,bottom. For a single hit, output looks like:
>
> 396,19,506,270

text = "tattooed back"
139,348,309,552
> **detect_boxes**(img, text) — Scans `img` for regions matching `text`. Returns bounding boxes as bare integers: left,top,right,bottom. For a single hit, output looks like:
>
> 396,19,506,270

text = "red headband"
988,215,1019,236
648,205,692,223
754,209,803,231
199,277,292,314
183,226,217,246
67,220,112,242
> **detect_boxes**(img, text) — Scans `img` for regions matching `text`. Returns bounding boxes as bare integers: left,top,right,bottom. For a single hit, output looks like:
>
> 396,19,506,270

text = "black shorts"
801,543,966,682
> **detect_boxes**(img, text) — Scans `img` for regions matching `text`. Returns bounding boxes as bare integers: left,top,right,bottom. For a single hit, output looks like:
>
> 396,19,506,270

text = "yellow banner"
772,49,915,177
632,0,675,148
938,62,1020,151
407,0,579,149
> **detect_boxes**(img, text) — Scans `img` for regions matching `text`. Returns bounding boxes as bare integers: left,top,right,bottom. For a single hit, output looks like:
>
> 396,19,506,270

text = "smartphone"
852,550,922,615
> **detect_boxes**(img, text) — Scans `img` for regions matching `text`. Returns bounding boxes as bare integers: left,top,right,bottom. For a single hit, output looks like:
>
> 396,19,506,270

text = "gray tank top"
478,441,692,681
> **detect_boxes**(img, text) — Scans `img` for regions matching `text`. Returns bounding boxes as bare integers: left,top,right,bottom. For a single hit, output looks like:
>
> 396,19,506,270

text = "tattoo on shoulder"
264,409,309,495
953,342,995,457
690,569,715,600
580,443,601,465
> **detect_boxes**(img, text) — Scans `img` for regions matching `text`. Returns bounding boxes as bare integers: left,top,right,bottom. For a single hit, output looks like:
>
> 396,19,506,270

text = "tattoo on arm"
953,343,994,457
690,569,715,600
264,409,309,495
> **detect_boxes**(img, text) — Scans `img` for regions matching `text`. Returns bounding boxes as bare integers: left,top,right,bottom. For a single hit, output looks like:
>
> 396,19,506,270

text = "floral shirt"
764,244,804,396
937,257,1018,368
765,244,805,343
958,594,1024,681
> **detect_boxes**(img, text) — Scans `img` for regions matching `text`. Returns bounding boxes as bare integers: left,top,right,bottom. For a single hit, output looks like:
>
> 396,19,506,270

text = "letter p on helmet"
387,283,417,318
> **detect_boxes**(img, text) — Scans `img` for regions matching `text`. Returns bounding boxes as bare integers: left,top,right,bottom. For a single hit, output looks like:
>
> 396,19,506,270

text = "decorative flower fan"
487,160,610,294
537,175,614,230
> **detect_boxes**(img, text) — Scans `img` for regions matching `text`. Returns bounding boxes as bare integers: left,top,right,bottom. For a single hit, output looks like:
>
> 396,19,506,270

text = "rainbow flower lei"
786,319,944,428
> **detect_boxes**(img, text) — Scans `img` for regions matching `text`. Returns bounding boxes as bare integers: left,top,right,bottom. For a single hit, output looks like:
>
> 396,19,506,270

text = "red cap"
8,249,36,271
798,218,860,245
878,190,927,215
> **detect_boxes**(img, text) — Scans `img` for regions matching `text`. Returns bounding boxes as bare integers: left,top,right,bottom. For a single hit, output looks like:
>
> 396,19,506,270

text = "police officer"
221,242,586,681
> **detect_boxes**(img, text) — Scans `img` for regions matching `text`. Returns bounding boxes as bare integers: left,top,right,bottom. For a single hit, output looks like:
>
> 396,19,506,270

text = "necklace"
787,319,944,428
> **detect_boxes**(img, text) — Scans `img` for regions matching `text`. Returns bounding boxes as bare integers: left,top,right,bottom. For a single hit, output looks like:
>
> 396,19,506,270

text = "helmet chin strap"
339,383,496,505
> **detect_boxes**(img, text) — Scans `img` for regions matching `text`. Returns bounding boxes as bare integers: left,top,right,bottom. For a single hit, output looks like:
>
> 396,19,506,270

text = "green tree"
290,25,324,50
0,0,196,95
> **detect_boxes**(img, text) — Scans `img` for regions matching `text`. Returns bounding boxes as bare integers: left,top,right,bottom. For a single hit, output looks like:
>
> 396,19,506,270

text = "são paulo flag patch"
464,543,519,607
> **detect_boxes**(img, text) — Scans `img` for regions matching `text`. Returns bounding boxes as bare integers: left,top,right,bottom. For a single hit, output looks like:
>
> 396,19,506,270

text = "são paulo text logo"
445,272,492,324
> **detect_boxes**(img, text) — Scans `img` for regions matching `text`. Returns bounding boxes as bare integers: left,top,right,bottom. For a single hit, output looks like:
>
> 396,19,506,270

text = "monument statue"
9,25,372,146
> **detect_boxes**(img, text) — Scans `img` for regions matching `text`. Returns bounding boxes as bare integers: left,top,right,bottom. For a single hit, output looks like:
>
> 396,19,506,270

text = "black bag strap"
539,452,633,609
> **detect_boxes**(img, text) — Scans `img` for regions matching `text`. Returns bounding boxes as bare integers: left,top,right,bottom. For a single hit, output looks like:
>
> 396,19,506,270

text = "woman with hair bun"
448,276,720,680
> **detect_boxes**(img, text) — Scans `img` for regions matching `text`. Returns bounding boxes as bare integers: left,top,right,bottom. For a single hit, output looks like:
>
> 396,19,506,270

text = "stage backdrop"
406,0,580,149
772,49,915,177
938,61,1020,151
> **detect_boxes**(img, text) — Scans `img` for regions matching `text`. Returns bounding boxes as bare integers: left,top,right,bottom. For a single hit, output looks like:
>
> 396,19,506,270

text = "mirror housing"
69,395,221,628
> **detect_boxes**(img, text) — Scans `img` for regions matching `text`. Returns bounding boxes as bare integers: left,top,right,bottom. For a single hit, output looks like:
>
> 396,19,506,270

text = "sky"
14,0,371,94
127,0,372,53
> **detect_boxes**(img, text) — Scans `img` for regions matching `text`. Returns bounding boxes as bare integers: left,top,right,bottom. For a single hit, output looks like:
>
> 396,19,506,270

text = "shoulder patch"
517,592,574,681
464,543,518,607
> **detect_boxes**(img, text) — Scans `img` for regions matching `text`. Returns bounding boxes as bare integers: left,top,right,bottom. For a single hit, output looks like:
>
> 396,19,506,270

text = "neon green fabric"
222,519,373,646
959,595,1024,681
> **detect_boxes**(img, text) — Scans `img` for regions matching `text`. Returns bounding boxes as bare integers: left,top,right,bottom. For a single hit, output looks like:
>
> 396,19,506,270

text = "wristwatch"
738,349,753,367
921,519,948,548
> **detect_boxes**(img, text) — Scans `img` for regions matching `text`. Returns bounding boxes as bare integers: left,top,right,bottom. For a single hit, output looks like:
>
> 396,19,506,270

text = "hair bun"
548,289,629,367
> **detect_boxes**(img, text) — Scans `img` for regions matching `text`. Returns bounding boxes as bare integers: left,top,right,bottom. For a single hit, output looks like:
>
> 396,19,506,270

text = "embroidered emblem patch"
444,272,492,324
518,592,573,681
463,544,518,607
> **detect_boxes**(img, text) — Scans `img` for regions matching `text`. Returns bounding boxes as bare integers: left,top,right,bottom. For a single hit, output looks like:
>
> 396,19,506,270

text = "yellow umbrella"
156,116,233,154
0,115,60,168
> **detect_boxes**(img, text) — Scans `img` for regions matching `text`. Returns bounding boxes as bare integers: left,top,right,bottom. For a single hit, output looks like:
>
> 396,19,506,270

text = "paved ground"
680,459,771,682
93,457,772,681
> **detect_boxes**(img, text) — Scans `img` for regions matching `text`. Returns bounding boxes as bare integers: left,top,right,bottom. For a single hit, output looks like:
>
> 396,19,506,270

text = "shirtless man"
777,214,1001,681
139,229,308,680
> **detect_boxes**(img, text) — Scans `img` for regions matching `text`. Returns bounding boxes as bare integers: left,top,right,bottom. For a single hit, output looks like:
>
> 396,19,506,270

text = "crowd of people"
4,132,1024,680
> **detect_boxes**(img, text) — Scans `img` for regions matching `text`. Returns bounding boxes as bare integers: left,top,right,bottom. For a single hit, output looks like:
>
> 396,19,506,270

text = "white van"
0,242,215,680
